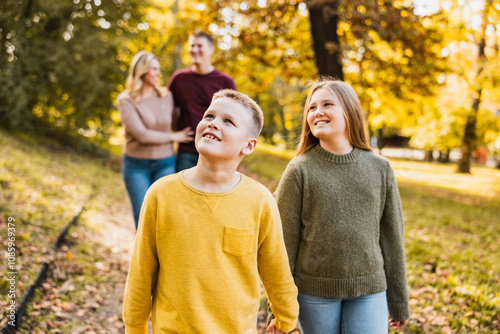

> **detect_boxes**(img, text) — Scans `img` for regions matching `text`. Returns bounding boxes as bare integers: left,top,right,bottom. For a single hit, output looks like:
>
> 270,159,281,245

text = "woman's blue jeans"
122,154,176,229
297,291,389,334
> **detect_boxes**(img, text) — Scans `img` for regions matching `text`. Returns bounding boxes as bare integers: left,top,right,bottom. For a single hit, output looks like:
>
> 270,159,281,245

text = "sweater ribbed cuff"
388,302,410,322
274,318,298,333
125,323,148,334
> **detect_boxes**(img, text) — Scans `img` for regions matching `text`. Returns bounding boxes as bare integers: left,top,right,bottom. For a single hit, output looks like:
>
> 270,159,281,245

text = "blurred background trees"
1,0,499,171
0,0,148,143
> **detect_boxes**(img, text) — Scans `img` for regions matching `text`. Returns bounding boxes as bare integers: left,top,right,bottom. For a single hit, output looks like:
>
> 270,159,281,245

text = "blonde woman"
274,79,409,333
117,51,194,229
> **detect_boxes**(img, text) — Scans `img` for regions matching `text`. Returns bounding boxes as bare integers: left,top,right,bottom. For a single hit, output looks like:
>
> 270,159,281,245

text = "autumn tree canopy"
1,0,499,168
0,0,148,143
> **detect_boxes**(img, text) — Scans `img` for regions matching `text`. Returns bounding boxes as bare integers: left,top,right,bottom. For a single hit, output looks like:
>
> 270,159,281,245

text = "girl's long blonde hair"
296,78,372,156
125,51,165,102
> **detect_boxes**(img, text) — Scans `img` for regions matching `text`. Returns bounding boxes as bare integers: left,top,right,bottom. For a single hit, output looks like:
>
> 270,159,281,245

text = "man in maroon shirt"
168,31,237,172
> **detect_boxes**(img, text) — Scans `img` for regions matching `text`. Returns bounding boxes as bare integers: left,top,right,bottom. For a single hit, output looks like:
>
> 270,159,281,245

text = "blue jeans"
176,150,198,172
122,155,176,229
297,291,389,334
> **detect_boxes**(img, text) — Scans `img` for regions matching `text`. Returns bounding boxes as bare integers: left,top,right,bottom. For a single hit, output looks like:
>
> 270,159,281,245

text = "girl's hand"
389,319,408,330
266,319,288,334
172,126,194,143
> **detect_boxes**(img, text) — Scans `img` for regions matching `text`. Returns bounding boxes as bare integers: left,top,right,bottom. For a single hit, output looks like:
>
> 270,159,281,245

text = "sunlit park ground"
1,130,499,333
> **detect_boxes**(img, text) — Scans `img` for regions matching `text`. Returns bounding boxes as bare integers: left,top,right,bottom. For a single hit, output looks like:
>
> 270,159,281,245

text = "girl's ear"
241,138,257,156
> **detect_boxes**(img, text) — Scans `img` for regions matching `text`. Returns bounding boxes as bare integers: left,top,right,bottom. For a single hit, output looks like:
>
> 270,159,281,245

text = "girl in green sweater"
275,79,409,333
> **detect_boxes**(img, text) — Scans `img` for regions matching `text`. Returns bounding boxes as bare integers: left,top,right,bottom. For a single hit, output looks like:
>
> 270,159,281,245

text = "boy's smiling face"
195,97,257,162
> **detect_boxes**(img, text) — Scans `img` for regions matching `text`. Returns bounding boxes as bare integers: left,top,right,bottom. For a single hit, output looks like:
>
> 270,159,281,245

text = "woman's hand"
389,319,408,330
267,319,288,334
172,126,194,143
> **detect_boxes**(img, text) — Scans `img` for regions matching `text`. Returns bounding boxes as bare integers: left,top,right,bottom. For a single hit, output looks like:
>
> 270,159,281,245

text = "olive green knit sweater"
275,145,410,321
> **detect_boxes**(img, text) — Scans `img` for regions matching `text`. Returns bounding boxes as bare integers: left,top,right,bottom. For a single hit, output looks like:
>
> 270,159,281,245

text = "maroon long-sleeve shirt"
168,68,236,154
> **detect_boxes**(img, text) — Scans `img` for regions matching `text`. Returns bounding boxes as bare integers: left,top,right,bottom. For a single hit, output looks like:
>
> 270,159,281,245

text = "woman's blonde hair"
125,51,165,102
296,78,372,156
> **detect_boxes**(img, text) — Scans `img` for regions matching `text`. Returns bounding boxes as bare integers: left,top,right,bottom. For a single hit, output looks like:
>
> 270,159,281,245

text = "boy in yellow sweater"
123,89,299,333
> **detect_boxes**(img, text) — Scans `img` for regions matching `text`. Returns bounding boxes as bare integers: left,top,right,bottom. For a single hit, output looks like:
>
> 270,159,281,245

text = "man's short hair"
212,89,264,138
190,31,214,46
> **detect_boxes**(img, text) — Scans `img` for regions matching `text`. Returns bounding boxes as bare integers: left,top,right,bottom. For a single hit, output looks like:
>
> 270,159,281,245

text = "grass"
401,185,499,333
0,130,100,306
0,129,129,332
240,145,500,333
238,143,293,191
1,128,499,333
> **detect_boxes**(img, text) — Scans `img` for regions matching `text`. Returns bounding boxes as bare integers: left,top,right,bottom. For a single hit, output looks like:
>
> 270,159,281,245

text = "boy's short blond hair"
212,89,264,138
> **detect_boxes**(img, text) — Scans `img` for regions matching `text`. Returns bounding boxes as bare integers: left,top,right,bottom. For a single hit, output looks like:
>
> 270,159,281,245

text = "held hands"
267,319,288,334
172,126,194,143
267,318,406,333
390,319,408,330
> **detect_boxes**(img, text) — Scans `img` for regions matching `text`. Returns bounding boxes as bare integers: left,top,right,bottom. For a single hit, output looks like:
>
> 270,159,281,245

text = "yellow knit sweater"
123,172,299,333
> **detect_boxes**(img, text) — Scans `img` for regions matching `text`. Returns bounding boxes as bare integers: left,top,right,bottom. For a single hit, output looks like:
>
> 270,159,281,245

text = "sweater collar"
311,144,363,164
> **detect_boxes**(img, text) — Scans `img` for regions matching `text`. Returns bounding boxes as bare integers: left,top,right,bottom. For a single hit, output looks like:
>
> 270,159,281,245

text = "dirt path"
83,188,141,333
94,210,136,328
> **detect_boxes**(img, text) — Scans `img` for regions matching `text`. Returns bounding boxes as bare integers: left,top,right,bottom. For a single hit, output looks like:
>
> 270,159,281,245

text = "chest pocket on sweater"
223,226,254,256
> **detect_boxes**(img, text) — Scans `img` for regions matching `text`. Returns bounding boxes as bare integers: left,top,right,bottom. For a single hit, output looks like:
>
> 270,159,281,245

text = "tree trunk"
277,107,290,149
377,128,383,151
276,79,291,148
425,150,434,162
306,1,344,80
457,95,480,173
438,149,450,163
457,3,489,174
171,0,183,71
365,110,374,149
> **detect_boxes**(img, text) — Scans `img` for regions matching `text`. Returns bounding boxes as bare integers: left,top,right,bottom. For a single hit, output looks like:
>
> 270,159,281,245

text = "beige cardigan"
117,90,175,160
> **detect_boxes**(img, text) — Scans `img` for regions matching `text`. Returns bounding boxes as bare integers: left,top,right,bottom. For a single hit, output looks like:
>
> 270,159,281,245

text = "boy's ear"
241,138,257,156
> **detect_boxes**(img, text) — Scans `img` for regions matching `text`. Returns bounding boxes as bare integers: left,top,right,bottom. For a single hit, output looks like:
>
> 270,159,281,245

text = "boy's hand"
266,319,288,334
389,319,408,330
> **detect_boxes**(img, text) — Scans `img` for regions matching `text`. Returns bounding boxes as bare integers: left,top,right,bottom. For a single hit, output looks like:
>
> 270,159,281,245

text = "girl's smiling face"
307,88,349,143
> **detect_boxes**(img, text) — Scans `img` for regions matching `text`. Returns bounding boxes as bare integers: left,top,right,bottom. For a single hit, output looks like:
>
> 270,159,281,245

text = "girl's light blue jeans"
122,154,176,229
297,291,389,334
